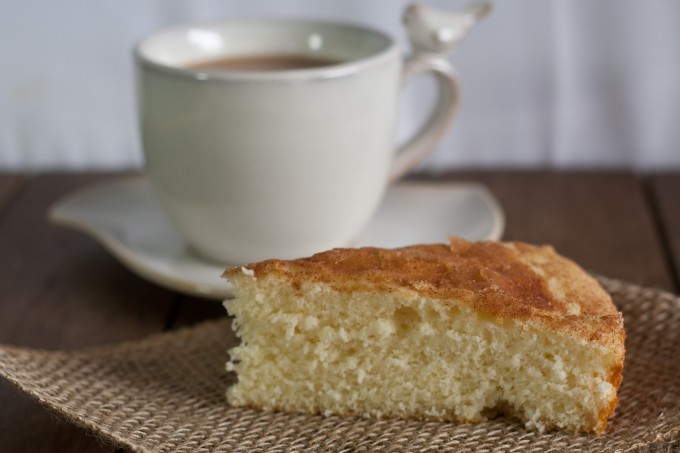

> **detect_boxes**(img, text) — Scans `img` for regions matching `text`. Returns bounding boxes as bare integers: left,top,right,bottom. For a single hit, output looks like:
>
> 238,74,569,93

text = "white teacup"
135,3,490,264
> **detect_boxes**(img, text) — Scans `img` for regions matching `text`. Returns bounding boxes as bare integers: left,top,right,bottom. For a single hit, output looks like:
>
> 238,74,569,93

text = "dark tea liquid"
186,54,342,72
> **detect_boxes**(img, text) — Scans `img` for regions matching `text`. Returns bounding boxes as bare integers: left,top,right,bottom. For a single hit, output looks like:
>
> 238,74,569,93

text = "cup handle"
390,1,493,182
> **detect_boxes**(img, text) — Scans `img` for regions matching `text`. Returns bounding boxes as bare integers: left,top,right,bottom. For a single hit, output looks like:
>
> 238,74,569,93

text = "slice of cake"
223,238,625,433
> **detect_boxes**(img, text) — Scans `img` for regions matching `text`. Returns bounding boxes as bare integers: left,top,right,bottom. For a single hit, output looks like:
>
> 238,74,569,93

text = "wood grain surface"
0,175,25,213
0,171,678,452
649,174,680,292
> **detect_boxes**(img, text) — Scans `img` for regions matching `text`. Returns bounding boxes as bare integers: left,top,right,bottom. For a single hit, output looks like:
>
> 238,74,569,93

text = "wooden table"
0,171,678,452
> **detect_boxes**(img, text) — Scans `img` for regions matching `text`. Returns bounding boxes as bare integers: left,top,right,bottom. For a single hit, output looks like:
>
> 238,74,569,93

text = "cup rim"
135,18,400,82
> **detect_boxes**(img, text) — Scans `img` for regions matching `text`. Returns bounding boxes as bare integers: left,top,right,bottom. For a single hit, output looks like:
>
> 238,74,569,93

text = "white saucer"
48,177,504,300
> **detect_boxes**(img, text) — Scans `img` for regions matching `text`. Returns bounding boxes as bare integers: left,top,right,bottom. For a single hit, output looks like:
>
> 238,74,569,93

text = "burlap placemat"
1,277,679,452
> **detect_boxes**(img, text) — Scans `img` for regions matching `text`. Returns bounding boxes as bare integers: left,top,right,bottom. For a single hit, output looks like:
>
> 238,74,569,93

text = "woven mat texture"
1,277,679,452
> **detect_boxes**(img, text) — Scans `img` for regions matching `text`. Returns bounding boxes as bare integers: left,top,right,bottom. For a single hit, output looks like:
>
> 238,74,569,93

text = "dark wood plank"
171,296,226,328
424,171,673,290
0,173,176,452
0,379,121,453
648,174,680,293
0,174,27,216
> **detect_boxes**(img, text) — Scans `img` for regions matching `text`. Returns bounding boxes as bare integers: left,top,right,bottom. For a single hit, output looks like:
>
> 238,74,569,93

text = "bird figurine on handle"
387,1,492,180
403,1,493,54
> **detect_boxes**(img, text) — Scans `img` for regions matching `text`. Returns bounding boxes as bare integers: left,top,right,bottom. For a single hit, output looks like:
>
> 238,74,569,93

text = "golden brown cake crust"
224,237,625,354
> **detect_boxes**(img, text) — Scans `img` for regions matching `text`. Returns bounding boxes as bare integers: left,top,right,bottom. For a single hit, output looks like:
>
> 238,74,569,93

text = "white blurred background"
1,0,679,171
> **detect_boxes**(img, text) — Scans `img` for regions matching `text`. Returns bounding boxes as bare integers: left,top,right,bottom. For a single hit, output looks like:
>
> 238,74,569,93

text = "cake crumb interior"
225,275,620,433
